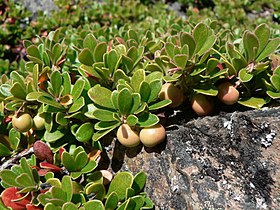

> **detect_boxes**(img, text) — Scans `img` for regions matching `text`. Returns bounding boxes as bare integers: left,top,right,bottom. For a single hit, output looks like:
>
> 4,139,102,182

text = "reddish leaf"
1,187,32,210
39,162,62,172
59,147,66,160
26,204,43,210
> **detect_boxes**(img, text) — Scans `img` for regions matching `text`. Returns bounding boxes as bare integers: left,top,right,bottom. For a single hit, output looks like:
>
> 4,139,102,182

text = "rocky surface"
19,0,57,14
100,106,280,210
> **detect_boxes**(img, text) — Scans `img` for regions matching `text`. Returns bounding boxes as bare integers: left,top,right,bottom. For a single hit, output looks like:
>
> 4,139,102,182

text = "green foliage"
0,1,279,209
0,152,153,210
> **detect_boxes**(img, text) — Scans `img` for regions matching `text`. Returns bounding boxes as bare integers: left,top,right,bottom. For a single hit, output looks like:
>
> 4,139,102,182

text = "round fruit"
191,94,214,116
12,113,33,132
217,82,239,105
159,83,185,108
33,114,45,130
139,123,166,147
117,124,141,147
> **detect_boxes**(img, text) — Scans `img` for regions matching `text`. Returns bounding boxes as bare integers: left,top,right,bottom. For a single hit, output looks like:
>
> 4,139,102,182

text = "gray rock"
19,0,57,14
102,107,280,210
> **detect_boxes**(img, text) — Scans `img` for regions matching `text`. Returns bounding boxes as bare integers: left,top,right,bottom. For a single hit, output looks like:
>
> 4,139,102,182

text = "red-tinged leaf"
37,169,49,176
39,162,62,172
59,147,66,160
26,204,43,210
1,187,32,210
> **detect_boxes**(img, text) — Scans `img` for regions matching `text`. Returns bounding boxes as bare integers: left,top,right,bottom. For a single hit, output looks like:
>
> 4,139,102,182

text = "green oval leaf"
72,78,86,100
132,171,147,194
174,54,188,69
88,85,114,109
91,109,116,121
105,192,119,210
10,82,27,99
139,81,151,103
256,38,280,62
118,88,132,116
238,68,253,83
75,122,94,142
107,172,134,202
50,71,62,97
238,97,269,109
44,129,65,143
85,183,106,201
137,113,159,127
148,99,172,111
78,48,94,66
62,152,77,172
94,42,107,62
84,200,105,210
131,69,145,93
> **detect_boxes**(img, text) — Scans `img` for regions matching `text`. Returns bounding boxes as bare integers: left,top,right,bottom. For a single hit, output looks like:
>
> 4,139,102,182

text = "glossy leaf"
92,124,119,141
118,88,132,116
165,42,174,59
50,71,62,97
131,69,145,93
68,96,85,113
61,176,73,202
84,200,105,210
129,93,141,114
44,129,65,143
132,171,147,194
85,183,106,200
91,109,116,121
148,99,172,110
198,34,216,56
94,121,120,131
267,90,280,99
83,34,97,52
94,42,107,62
106,49,119,73
254,23,270,54
107,172,134,201
137,113,159,127
148,80,162,103
80,160,97,173
88,85,114,109
75,122,94,142
62,152,77,172
0,143,11,157
256,38,280,62
271,75,280,91
127,115,138,126
193,85,218,96
38,95,63,109
139,81,151,102
238,97,268,109
174,54,188,69
180,32,196,58
79,48,94,66
243,31,259,62
72,78,86,101
238,68,253,83
27,45,41,60
0,170,18,187
193,23,208,53
105,192,119,210
10,82,26,99
62,202,78,210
